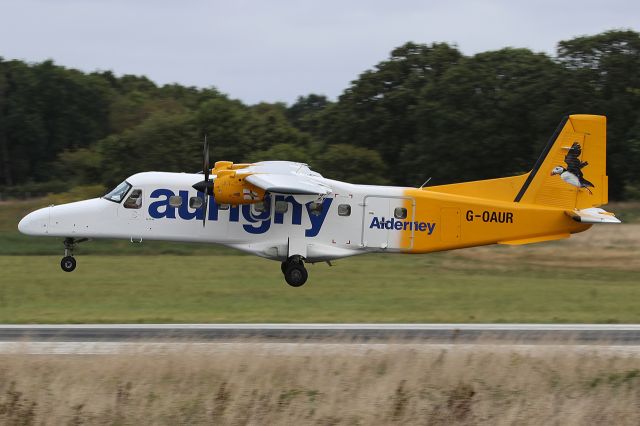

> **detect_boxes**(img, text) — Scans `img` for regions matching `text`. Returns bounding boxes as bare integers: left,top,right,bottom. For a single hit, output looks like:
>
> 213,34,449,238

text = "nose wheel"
61,256,76,272
282,256,308,287
60,237,87,272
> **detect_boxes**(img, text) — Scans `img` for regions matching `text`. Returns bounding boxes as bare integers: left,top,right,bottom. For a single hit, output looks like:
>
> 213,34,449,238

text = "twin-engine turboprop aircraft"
19,115,620,286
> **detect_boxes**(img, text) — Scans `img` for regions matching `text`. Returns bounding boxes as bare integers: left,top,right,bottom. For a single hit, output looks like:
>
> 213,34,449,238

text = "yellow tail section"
515,115,607,209
426,115,608,209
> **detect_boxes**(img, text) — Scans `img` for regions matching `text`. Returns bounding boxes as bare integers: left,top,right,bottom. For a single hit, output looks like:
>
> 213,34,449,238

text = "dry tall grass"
450,223,640,271
1,344,640,425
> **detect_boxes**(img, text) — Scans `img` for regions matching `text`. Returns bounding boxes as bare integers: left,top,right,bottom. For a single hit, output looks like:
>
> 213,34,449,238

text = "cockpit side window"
103,181,132,203
124,189,143,209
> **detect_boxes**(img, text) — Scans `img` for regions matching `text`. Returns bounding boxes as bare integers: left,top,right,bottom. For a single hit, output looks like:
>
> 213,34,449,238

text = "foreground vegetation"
2,345,640,424
0,220,638,323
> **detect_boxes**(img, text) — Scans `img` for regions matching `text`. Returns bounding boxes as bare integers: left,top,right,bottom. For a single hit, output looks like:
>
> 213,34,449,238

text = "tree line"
1,29,639,199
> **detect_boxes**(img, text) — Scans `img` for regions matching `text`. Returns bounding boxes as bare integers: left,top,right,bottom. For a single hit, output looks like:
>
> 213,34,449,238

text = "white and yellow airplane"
18,115,620,286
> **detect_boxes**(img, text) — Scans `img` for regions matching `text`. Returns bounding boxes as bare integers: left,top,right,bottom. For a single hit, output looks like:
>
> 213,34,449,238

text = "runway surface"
2,324,640,343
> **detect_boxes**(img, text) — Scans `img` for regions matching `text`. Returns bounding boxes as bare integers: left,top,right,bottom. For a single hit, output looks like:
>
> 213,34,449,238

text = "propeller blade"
203,134,210,183
201,193,208,227
192,135,215,194
191,134,215,227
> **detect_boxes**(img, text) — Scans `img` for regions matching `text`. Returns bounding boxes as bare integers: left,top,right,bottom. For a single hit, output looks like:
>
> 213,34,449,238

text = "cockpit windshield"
103,181,132,203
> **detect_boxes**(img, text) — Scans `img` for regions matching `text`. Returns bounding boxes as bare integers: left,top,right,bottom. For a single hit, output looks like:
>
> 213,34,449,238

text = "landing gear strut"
281,255,308,287
60,238,87,272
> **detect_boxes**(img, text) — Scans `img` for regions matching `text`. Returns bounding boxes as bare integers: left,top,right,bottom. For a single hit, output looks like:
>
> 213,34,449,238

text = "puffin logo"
551,142,594,194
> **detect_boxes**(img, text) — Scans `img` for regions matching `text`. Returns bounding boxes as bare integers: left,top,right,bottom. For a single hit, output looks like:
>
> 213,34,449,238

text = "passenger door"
361,196,415,250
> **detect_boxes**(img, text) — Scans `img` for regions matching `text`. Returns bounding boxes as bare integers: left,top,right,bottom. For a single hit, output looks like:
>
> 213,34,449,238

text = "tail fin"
515,115,608,209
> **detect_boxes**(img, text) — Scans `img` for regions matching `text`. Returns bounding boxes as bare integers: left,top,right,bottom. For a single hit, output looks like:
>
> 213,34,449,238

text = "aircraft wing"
245,173,332,196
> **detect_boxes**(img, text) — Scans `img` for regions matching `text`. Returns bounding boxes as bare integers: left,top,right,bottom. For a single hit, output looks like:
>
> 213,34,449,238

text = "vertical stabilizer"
515,115,607,209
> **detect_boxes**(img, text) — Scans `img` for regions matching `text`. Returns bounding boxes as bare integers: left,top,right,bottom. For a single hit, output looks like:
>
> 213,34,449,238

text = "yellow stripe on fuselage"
400,188,590,254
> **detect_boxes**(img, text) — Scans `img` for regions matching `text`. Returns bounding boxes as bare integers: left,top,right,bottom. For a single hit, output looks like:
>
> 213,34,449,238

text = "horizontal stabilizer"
498,233,570,245
565,207,621,224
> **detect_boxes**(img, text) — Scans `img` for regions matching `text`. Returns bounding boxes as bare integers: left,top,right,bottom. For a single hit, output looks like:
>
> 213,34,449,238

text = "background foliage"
1,30,639,198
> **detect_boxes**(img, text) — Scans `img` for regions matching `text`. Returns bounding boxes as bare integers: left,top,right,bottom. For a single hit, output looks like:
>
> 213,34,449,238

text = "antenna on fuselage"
419,177,432,189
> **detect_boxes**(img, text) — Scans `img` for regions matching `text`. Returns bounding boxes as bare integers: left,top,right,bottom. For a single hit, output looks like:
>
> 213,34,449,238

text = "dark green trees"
0,59,111,188
316,43,463,185
1,30,639,199
557,30,640,198
410,48,565,186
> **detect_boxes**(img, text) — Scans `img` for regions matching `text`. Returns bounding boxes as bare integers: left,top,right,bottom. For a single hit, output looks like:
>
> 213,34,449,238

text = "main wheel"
61,256,76,272
281,261,288,274
284,263,308,287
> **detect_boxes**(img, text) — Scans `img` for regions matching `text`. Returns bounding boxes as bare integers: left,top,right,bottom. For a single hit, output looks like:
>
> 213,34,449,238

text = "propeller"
192,135,213,227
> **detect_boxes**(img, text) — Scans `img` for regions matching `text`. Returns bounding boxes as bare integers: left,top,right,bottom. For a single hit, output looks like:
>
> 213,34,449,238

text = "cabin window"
253,201,268,213
338,204,351,216
103,181,131,203
169,195,182,208
218,204,230,210
308,201,323,216
124,189,143,209
275,201,288,214
394,207,407,219
189,196,204,209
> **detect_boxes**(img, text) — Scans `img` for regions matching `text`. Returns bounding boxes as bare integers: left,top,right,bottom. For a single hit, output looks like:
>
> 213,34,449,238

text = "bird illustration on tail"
551,142,594,194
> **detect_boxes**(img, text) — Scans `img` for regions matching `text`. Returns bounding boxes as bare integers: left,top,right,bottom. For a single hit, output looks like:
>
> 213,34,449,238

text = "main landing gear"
281,255,308,287
60,237,88,272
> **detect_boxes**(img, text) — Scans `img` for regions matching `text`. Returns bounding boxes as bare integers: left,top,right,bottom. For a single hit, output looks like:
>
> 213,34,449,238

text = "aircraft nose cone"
18,207,50,235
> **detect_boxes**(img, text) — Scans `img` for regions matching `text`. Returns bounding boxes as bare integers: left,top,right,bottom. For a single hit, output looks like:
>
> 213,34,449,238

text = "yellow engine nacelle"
214,170,265,205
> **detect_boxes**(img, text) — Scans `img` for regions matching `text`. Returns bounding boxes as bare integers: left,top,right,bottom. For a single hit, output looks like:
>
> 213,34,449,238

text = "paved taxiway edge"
1,324,640,344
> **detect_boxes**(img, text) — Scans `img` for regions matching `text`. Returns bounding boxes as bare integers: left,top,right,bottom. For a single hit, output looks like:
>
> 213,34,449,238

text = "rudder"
515,115,607,209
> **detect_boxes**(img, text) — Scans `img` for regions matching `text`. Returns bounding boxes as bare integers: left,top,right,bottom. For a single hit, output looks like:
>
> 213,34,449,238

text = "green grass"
1,199,639,323
0,253,638,323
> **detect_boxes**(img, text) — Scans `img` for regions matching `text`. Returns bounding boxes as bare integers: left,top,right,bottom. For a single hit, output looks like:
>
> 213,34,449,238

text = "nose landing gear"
281,255,308,287
61,256,76,272
60,237,88,272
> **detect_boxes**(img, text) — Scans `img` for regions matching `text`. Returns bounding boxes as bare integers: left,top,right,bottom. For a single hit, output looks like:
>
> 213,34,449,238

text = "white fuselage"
18,171,414,263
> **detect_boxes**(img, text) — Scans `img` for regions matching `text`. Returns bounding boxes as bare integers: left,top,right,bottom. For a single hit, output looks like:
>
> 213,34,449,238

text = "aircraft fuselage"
19,171,589,263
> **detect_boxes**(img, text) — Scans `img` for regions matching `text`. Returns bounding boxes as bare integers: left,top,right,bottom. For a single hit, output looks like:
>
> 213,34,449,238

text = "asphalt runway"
2,324,640,343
